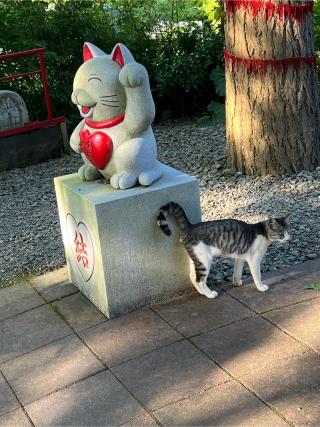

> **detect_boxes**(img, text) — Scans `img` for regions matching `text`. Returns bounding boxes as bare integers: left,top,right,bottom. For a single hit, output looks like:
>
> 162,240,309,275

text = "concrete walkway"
0,260,319,426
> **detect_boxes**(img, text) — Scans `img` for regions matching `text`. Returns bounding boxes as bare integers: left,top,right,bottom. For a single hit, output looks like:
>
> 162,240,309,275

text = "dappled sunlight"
0,335,103,406
154,379,287,426
240,351,320,426
1,263,319,425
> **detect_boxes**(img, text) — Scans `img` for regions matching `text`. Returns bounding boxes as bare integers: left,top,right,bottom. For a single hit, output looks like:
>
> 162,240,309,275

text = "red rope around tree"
224,48,317,74
224,0,313,23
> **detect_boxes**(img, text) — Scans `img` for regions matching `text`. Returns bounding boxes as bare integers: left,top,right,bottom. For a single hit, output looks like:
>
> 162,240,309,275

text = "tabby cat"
157,202,290,298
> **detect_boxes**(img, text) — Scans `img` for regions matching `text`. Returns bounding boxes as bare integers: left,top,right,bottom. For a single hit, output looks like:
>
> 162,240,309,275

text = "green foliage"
304,283,320,292
0,0,117,124
210,66,225,97
197,64,225,125
0,0,223,126
200,0,224,32
198,100,224,125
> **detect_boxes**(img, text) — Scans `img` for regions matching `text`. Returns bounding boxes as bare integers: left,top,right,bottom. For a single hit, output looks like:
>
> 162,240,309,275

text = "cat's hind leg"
112,136,160,189
233,258,245,287
187,243,218,299
138,164,162,186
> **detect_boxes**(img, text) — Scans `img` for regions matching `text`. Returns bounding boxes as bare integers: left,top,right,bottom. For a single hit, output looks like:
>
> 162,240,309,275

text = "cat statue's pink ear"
83,42,106,62
111,43,135,68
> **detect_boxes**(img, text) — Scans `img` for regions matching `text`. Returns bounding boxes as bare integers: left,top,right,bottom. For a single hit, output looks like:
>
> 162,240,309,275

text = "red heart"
80,129,113,170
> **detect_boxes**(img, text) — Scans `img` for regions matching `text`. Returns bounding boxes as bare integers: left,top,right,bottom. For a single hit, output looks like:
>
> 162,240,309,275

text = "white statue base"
54,164,201,318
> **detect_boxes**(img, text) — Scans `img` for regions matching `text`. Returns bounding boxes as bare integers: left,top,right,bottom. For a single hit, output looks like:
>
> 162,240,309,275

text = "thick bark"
225,1,320,175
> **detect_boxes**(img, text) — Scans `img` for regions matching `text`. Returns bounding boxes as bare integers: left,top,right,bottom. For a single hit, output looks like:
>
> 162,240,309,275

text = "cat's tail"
157,202,191,236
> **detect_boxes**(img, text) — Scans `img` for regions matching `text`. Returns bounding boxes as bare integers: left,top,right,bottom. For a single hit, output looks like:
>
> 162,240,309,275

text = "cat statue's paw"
78,165,101,181
119,63,147,88
110,173,137,189
257,283,269,292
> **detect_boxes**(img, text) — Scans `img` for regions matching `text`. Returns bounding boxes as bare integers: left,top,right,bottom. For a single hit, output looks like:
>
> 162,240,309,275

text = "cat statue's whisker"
100,95,118,98
100,104,120,108
157,202,291,298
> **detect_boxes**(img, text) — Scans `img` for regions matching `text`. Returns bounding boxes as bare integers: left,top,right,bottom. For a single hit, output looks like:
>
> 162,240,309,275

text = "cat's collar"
84,113,125,129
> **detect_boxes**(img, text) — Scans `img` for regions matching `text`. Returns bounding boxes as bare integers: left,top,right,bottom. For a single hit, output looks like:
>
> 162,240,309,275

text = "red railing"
0,48,65,137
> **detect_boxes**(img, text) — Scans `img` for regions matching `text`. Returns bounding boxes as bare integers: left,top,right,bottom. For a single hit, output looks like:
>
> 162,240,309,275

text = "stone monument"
0,90,29,130
55,42,201,318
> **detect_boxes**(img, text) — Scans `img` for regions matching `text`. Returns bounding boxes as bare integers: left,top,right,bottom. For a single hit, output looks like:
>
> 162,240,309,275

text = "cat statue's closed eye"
157,202,291,299
70,42,162,190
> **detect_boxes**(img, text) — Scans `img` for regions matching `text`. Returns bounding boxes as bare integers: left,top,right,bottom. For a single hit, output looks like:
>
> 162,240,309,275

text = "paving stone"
1,335,104,404
0,283,44,322
120,413,158,426
80,309,181,366
265,299,320,353
192,316,308,376
0,305,72,364
155,380,288,426
52,293,107,332
152,292,252,337
0,409,32,427
25,371,146,426
241,352,320,426
0,372,19,416
112,340,230,410
226,260,320,313
30,267,77,302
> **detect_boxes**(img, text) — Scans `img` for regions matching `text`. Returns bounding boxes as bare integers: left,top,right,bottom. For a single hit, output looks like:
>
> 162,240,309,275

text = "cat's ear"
111,43,135,68
268,218,277,226
83,42,106,62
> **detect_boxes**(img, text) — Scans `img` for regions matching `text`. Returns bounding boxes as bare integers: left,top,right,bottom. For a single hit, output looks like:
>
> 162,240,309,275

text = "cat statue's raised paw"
70,42,162,190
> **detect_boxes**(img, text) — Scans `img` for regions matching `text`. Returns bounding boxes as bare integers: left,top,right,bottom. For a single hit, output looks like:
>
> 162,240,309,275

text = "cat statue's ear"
83,42,106,62
111,43,135,68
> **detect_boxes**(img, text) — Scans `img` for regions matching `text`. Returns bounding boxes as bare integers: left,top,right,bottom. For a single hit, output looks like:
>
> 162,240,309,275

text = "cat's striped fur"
157,202,290,298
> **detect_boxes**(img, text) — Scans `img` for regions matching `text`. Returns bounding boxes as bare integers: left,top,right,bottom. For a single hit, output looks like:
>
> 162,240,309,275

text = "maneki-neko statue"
70,42,162,190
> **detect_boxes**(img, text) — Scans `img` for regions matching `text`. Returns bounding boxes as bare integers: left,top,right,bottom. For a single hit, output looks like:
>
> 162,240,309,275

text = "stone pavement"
0,260,319,426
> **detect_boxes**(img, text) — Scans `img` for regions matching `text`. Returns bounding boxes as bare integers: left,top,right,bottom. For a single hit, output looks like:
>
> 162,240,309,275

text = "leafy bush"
197,66,225,125
0,0,117,127
0,0,224,127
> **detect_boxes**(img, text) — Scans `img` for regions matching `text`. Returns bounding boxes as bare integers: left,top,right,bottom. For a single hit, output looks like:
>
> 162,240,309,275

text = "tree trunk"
225,0,320,176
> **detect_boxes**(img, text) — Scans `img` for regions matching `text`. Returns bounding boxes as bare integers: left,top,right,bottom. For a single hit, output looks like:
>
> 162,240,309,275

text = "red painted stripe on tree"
224,48,317,74
224,0,313,23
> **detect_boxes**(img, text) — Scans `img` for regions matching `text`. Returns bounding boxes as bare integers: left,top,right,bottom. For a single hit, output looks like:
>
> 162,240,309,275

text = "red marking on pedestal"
66,213,95,282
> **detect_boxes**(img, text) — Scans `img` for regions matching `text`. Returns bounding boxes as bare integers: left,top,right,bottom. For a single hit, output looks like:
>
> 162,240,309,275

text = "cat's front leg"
247,258,269,292
233,258,245,286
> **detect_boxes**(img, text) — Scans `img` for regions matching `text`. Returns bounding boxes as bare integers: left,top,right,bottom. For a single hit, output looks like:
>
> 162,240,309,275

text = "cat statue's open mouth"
78,104,95,118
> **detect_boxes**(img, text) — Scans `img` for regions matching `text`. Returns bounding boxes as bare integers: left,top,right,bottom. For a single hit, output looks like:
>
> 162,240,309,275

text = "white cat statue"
70,42,162,189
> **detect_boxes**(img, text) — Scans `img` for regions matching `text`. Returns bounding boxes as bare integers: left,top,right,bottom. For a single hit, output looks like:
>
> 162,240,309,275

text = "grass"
303,283,320,292
0,272,35,288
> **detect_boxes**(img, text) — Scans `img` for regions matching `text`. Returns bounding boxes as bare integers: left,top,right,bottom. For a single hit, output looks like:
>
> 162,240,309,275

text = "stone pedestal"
54,164,201,318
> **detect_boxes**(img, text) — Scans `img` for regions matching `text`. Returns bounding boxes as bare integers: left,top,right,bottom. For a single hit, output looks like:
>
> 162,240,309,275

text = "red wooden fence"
0,48,65,137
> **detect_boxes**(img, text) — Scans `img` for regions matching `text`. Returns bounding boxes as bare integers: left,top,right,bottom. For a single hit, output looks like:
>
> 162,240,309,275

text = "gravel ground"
1,121,320,286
